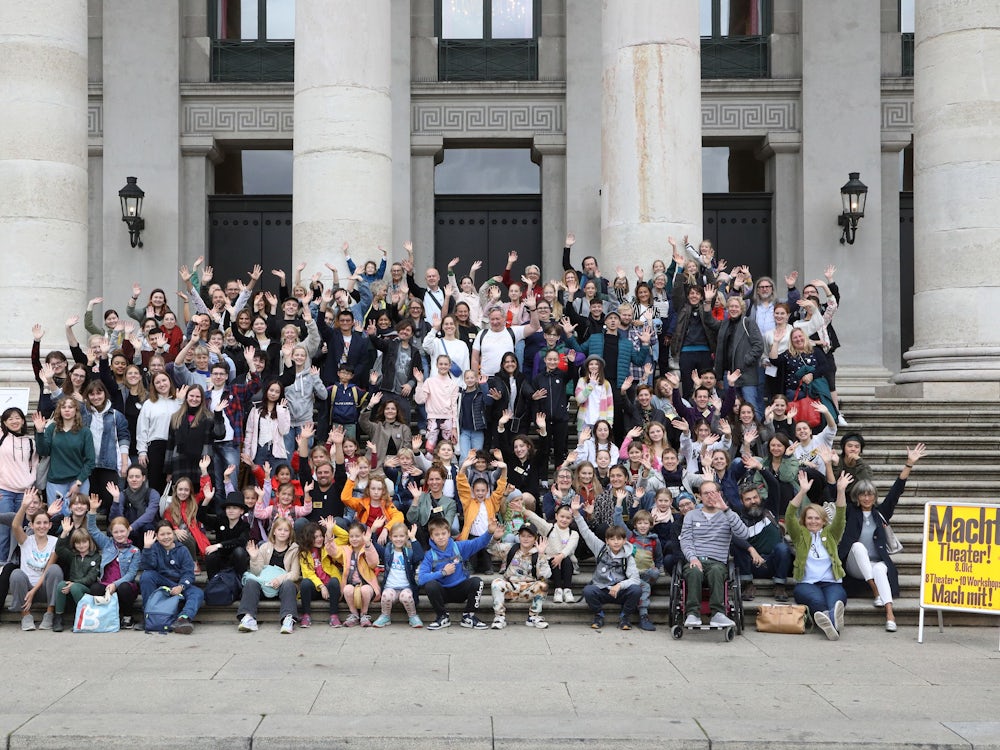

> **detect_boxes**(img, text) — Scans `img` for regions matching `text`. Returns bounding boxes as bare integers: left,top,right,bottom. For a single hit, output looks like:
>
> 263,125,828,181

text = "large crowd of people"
0,235,923,638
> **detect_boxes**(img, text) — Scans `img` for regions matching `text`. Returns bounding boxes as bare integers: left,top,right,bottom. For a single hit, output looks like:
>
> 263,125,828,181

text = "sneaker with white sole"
299,614,312,628
873,596,884,607
360,614,373,628
21,615,35,631
562,589,576,603
343,613,361,628
526,614,548,629
427,614,451,630
814,611,839,640
833,600,845,632
837,414,848,427
460,613,488,630
38,612,53,630
408,615,424,628
885,620,897,632
491,615,507,630
238,614,259,632
280,615,294,634
710,612,736,628
373,614,391,628
553,588,564,603
684,613,703,627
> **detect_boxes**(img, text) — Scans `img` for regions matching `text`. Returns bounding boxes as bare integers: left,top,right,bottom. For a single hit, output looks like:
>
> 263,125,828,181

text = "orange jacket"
457,470,508,541
341,479,404,530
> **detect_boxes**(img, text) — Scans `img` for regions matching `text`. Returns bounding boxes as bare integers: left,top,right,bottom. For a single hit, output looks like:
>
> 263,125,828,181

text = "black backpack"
203,568,242,606
503,545,539,578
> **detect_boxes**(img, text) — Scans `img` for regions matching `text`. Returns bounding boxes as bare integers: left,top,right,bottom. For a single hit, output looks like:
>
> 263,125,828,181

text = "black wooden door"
435,196,542,279
208,196,292,296
899,192,914,368
703,194,773,279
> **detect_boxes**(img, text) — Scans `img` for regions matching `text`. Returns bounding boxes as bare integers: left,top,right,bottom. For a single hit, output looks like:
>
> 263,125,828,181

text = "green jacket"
785,502,846,582
56,534,102,587
36,425,96,484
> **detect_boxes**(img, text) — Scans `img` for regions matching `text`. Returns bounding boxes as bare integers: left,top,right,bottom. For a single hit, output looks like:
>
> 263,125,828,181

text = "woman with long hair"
166,385,226,485
34,398,95,507
136,375,184,493
243,379,291,467
0,408,38,562
80,380,130,515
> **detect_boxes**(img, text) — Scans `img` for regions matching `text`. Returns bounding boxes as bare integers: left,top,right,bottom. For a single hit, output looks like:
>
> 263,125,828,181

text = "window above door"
437,0,540,81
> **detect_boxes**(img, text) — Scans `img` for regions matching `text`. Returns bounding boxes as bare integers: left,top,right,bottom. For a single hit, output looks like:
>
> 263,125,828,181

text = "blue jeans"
0,489,22,562
47,480,90,515
793,580,846,619
734,541,792,584
140,572,205,621
459,430,484,459
211,441,240,509
739,383,764,421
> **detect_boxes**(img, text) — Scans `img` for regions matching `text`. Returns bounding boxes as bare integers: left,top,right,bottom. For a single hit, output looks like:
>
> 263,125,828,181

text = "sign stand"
917,501,1000,651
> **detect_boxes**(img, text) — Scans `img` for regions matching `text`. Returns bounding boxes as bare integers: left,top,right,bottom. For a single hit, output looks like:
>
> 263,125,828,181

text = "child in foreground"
373,521,424,628
418,516,503,630
490,523,551,630
571,497,641,631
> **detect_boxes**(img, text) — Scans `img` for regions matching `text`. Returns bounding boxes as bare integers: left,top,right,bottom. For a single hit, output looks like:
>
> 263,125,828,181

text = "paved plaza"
1,620,998,748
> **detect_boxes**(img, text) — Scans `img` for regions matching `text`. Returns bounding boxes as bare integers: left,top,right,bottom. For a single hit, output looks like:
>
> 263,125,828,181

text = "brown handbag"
756,603,811,634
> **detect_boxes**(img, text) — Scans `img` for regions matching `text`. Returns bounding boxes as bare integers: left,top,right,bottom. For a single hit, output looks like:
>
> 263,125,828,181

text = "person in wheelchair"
678,480,749,627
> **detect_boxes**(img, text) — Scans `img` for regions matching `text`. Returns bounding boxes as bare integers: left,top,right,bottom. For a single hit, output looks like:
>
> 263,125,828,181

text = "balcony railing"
211,40,295,83
901,32,914,76
439,39,538,82
701,36,769,78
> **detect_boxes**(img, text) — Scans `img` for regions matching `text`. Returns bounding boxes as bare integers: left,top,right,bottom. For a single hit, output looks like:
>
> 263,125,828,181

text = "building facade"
1,0,996,398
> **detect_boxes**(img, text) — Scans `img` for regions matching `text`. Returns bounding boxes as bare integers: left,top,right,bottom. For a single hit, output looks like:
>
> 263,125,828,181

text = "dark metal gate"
702,193,773,279
208,196,292,296
434,196,542,279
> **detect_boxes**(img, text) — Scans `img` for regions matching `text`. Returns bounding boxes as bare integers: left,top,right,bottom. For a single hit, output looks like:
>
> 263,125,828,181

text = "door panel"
703,194,772,279
434,197,542,280
208,198,292,297
899,192,914,368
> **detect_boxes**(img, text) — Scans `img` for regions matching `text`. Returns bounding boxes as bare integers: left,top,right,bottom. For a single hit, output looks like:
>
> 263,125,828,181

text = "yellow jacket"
457,470,508,540
299,524,348,585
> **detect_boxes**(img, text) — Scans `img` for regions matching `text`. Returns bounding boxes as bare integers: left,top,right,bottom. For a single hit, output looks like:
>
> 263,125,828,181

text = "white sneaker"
684,613,702,627
490,615,507,630
526,614,548,629
238,614,259,632
837,414,848,427
553,588,564,603
38,612,53,630
710,612,736,628
833,600,845,632
21,615,35,631
562,589,576,603
814,611,839,641
280,615,294,634
885,620,897,632
873,596,884,607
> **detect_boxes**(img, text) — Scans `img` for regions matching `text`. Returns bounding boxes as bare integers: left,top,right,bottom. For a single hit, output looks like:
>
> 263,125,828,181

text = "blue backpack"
204,568,242,606
143,587,181,633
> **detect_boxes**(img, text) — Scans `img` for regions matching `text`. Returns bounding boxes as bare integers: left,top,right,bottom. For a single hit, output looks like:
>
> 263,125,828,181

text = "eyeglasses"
758,284,773,289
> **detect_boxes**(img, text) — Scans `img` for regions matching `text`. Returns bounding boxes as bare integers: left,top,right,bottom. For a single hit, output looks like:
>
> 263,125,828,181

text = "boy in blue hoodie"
329,363,364,440
418,515,503,630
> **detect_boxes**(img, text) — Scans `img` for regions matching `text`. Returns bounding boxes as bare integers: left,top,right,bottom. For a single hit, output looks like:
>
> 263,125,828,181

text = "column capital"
755,131,801,159
881,136,911,153
180,136,223,164
411,135,444,157
531,135,566,156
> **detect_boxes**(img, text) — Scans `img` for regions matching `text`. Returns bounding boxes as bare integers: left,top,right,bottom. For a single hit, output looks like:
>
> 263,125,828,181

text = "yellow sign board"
920,502,1000,614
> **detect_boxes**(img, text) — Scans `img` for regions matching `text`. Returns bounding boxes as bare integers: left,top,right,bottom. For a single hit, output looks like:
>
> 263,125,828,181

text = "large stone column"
0,0,88,382
894,0,1000,397
800,1,889,387
600,0,701,271
294,0,392,276
102,0,182,303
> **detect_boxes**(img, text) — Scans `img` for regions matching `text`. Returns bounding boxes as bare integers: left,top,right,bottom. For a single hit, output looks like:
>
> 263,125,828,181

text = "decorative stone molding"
881,99,913,130
701,100,798,133
412,101,564,135
88,102,102,138
183,100,293,136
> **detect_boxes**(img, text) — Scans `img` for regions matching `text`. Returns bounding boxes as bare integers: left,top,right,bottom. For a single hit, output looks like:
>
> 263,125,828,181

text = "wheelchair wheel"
672,625,684,639
724,626,735,642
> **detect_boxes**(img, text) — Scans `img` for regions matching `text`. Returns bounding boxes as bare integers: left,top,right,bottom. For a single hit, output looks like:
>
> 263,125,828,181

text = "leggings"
380,587,417,617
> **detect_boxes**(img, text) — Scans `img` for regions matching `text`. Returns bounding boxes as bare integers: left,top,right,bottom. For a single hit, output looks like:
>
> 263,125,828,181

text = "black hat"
221,491,246,510
840,433,866,452
518,523,540,537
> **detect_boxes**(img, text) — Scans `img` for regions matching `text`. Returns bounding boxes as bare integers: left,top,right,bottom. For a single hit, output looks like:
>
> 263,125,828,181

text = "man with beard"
731,468,790,602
